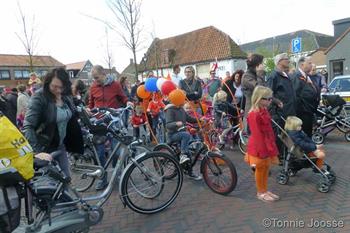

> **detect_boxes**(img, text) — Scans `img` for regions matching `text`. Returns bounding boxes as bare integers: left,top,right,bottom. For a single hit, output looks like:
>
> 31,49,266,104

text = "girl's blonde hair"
183,102,191,111
284,116,303,131
250,86,273,111
213,90,227,103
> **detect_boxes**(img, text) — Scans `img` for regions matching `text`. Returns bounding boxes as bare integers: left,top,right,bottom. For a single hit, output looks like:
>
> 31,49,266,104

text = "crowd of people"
0,53,330,200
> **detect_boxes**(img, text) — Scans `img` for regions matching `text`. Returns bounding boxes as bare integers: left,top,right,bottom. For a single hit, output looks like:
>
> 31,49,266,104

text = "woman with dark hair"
222,70,245,107
23,68,84,177
242,53,266,114
72,79,87,106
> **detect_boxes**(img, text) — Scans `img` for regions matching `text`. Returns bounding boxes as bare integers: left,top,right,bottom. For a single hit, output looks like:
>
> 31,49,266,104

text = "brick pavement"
87,133,350,233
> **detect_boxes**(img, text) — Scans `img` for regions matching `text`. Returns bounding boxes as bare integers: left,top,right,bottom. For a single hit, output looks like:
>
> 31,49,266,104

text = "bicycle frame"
26,140,148,232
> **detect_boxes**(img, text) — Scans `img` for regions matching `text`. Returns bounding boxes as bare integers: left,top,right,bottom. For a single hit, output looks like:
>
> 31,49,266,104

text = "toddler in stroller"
275,116,336,193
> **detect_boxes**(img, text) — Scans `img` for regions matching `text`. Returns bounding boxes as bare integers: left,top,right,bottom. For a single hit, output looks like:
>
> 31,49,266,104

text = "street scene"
1,0,350,233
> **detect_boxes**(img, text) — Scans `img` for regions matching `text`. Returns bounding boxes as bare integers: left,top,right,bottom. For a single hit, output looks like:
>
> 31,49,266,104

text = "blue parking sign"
292,38,302,53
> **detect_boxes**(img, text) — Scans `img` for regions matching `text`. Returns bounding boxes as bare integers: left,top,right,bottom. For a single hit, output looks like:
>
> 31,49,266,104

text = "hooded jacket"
165,104,197,136
88,75,128,109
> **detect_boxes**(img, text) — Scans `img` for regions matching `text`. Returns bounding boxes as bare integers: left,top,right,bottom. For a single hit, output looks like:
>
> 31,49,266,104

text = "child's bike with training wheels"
153,118,238,195
208,114,248,154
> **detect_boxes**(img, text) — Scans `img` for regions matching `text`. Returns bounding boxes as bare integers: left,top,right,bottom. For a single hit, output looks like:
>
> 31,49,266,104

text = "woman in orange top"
245,86,280,203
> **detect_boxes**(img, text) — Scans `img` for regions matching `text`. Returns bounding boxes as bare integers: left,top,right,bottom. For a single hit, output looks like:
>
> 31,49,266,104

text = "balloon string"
185,97,212,150
142,98,159,144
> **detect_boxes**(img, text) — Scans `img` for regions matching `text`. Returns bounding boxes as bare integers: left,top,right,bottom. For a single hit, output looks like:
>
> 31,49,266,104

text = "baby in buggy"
275,116,336,193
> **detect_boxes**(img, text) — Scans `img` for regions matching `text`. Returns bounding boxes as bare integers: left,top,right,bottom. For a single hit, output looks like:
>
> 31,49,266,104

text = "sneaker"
187,172,202,181
179,154,190,165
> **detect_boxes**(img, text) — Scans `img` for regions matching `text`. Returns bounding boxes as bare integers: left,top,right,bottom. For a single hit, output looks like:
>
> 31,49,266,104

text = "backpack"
0,115,34,182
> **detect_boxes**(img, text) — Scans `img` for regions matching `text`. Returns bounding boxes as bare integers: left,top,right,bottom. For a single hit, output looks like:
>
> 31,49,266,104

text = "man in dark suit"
292,57,319,137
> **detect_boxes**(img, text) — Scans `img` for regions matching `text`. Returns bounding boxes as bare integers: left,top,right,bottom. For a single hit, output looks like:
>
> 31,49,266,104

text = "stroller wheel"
288,169,297,177
277,171,289,185
326,170,336,184
312,132,324,144
344,132,350,142
317,181,330,193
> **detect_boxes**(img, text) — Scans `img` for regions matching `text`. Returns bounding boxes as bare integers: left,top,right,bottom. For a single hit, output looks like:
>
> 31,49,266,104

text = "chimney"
333,17,350,40
130,58,134,64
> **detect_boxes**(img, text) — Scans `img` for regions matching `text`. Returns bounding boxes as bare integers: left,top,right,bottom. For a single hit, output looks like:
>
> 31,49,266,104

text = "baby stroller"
312,94,350,144
272,118,336,193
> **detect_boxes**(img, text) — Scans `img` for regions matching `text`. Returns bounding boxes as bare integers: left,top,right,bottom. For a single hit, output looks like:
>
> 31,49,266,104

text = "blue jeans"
169,131,191,154
96,137,118,167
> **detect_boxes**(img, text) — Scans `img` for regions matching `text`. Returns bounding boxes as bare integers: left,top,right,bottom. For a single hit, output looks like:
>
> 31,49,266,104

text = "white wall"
138,58,246,80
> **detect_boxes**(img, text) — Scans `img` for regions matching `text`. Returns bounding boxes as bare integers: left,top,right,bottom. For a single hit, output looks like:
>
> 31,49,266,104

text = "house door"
331,60,344,78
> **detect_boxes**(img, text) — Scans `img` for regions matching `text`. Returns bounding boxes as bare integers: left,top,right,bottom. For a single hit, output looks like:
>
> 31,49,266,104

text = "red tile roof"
0,54,64,67
66,61,87,70
140,26,246,71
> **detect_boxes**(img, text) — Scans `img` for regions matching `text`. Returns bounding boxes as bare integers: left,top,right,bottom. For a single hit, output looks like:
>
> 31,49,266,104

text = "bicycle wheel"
153,144,179,179
238,132,248,155
201,152,237,195
120,151,183,214
69,147,97,192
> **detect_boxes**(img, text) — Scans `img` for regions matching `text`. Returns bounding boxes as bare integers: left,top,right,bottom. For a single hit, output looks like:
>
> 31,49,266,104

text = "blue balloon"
145,77,158,92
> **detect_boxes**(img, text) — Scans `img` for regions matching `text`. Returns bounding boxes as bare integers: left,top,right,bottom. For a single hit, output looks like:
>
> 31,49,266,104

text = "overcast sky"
0,0,348,72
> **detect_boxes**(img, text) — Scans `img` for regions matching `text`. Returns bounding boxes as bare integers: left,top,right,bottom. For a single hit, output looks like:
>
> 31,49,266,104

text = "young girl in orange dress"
245,86,280,202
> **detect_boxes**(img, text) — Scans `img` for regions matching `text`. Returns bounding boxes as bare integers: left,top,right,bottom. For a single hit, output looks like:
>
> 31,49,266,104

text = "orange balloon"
137,85,151,99
168,89,186,106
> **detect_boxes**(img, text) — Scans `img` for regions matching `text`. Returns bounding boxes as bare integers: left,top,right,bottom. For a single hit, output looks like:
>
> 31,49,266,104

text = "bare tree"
15,1,39,72
106,0,143,81
104,28,114,75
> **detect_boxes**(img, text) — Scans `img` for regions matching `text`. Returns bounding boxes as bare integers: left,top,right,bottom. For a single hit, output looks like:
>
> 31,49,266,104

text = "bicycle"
153,119,238,195
208,114,248,154
13,137,182,232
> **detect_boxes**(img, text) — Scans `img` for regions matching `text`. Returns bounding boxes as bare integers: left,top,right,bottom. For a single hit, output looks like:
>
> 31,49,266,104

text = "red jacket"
88,80,128,109
246,108,279,159
131,114,147,126
147,100,165,116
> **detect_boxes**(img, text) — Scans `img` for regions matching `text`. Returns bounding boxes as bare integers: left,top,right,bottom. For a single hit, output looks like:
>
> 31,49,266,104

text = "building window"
14,70,30,79
0,70,10,79
69,71,75,78
36,70,48,78
331,60,344,78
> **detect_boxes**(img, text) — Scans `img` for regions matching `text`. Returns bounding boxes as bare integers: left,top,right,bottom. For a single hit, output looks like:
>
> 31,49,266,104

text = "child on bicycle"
284,116,325,170
131,105,147,139
147,94,165,141
183,102,200,140
213,90,237,145
165,101,201,180
245,86,280,203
